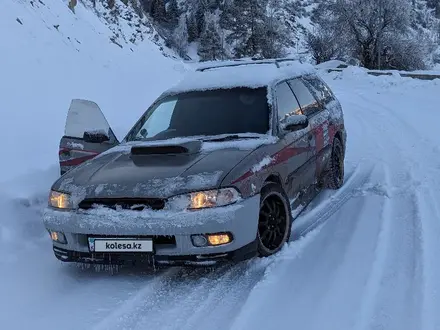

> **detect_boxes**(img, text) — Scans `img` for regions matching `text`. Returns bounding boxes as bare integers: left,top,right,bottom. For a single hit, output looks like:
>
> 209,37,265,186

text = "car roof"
165,58,316,95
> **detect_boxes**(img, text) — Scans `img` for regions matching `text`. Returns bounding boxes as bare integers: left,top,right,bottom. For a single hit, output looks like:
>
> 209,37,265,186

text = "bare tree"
308,0,434,70
305,28,341,64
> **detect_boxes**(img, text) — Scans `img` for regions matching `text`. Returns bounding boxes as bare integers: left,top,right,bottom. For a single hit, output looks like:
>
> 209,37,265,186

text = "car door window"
275,82,302,124
288,78,321,117
301,75,334,104
134,99,176,140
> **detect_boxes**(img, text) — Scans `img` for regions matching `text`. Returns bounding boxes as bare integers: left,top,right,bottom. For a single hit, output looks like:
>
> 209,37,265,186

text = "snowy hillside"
0,0,185,182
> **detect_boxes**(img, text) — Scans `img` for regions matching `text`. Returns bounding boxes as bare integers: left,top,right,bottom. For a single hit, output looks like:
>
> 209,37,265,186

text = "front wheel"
257,183,292,257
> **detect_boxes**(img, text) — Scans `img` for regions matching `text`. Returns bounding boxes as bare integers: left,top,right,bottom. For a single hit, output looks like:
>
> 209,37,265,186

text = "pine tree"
172,15,189,57
195,5,206,37
167,0,179,26
150,0,166,22
198,15,225,61
186,14,199,42
261,0,298,58
220,0,268,58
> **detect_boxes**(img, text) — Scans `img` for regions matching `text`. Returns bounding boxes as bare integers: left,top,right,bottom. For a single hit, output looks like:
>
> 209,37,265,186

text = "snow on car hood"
51,136,277,202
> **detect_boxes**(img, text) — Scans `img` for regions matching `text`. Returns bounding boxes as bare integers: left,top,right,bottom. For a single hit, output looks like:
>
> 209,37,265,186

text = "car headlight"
49,190,72,209
167,188,241,211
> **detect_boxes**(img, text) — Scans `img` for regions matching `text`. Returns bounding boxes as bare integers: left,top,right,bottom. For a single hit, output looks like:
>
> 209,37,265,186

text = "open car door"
59,99,119,175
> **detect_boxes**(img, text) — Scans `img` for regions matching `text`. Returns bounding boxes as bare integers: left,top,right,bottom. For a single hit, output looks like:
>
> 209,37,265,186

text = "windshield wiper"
202,135,261,142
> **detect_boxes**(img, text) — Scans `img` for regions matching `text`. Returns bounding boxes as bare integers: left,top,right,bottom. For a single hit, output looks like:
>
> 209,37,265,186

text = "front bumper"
52,240,258,266
43,194,260,265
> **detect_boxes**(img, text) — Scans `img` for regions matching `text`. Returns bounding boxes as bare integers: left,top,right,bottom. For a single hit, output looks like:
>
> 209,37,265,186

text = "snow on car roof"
166,60,316,94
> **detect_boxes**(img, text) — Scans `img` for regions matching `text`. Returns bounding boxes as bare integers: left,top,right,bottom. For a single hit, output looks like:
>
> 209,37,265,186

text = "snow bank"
315,60,348,70
0,0,185,182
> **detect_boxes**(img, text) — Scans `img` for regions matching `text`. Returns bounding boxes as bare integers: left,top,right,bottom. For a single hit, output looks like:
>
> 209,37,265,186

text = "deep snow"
3,1,440,329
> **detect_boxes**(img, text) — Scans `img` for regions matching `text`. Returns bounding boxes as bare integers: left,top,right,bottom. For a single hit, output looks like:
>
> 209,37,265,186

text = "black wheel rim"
258,194,288,252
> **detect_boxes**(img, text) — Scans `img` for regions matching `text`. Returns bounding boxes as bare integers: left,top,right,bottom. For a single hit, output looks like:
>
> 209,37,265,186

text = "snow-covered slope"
0,0,185,182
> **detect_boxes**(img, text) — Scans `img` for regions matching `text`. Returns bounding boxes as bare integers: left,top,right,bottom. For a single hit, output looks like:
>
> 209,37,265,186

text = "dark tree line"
84,0,440,70
139,0,306,61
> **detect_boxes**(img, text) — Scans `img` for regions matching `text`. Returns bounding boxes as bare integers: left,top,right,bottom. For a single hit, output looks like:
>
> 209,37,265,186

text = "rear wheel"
325,137,345,189
257,183,292,257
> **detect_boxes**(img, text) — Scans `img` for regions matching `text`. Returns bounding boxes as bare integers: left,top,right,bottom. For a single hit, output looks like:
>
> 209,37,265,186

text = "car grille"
78,198,166,211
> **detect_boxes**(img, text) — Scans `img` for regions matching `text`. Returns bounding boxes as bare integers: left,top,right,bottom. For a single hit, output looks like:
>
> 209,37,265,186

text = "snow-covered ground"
3,2,440,330
2,65,440,330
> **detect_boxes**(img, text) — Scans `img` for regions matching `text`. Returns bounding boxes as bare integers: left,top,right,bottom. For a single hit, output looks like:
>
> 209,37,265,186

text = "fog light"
191,235,208,247
50,231,67,244
207,233,232,246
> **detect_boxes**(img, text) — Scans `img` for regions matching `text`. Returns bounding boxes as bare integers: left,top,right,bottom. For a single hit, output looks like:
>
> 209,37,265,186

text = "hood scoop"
131,145,188,155
130,140,203,156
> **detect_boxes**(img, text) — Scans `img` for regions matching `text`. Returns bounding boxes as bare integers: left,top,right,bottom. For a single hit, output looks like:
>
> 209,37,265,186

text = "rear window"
126,87,270,141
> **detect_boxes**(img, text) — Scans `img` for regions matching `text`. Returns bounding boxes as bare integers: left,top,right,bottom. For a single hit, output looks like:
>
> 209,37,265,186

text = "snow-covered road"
1,70,440,330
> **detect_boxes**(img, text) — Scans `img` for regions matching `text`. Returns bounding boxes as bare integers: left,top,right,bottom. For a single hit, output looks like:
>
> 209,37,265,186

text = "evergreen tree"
150,0,166,22
261,0,299,58
186,14,200,42
282,0,305,31
172,15,189,57
220,0,268,58
198,15,225,61
166,0,179,26
195,5,206,36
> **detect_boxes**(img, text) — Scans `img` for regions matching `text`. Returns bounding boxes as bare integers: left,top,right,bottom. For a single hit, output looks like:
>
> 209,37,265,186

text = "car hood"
52,139,262,200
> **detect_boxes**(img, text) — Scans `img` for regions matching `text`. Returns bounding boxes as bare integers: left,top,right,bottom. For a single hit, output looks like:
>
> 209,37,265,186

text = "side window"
288,78,321,117
275,82,302,123
134,99,176,139
302,75,334,104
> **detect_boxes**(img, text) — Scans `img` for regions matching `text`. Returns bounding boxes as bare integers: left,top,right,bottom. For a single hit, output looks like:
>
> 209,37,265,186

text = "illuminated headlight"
167,188,241,210
49,190,72,209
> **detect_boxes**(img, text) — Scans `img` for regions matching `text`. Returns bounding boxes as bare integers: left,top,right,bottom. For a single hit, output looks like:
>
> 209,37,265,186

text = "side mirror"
83,130,110,143
281,115,309,132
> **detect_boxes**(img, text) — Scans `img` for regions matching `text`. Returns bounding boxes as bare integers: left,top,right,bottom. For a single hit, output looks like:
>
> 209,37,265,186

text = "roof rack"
195,57,302,72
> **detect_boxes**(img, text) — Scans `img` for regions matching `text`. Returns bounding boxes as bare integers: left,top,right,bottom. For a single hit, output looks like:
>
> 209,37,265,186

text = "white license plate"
88,238,153,253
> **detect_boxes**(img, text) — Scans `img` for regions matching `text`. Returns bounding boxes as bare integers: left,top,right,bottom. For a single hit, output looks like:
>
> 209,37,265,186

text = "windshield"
125,87,270,142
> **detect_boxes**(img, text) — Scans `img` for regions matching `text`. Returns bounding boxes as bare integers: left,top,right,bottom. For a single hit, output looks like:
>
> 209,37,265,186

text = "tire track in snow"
90,267,181,330
364,94,440,330
351,164,394,330
355,170,424,330
293,162,373,238
416,187,440,330
343,92,429,330
229,164,385,330
90,262,267,330
88,164,373,330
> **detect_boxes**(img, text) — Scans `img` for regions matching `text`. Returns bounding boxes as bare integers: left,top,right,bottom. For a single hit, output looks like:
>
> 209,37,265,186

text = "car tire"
325,137,345,190
257,182,292,257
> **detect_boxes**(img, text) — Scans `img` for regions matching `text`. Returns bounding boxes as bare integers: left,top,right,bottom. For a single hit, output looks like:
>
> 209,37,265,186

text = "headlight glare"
49,190,72,209
167,188,241,210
